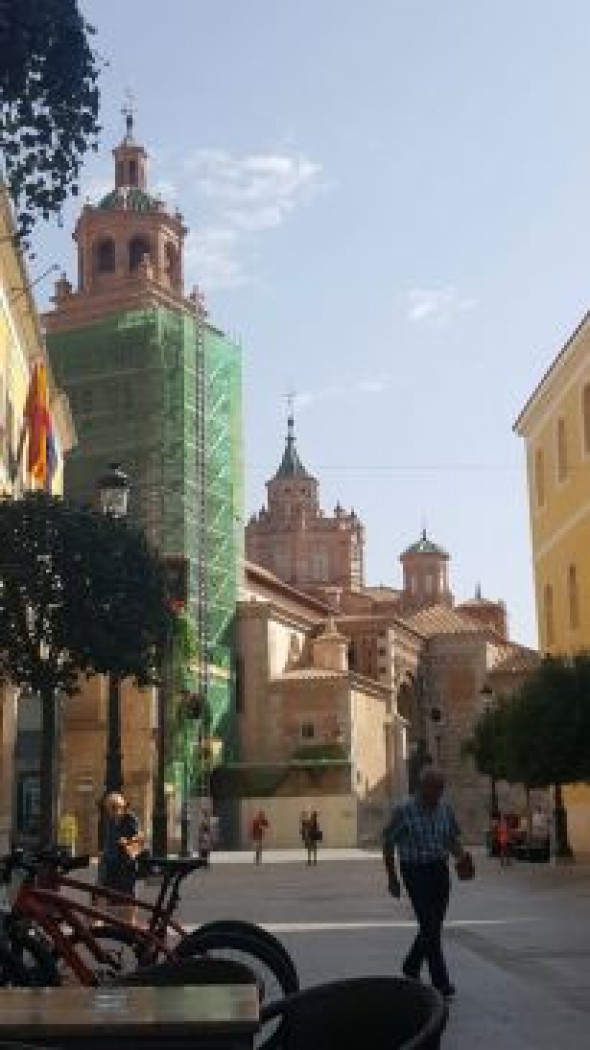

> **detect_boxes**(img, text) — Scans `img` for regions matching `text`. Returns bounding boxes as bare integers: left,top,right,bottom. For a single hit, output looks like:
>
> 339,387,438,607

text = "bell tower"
45,103,187,331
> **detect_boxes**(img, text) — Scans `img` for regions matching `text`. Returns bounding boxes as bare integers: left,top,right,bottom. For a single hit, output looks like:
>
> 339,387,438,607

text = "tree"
462,704,511,816
499,655,590,857
0,0,101,243
0,494,170,844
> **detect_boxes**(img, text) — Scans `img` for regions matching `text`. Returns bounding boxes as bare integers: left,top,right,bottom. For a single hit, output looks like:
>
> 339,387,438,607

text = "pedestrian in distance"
303,810,322,865
498,814,511,867
251,809,269,864
382,766,474,1002
98,791,144,924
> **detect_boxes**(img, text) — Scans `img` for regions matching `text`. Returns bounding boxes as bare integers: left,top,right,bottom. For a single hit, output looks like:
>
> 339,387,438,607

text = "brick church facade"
243,416,538,842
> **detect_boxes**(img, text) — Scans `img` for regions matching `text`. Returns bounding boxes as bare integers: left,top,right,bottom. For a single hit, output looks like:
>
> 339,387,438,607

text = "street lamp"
96,464,130,809
179,690,203,857
97,463,130,519
479,683,499,820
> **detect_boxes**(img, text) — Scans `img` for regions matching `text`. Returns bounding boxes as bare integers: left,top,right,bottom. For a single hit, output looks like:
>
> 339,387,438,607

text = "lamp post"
179,690,202,857
96,464,130,807
479,683,499,819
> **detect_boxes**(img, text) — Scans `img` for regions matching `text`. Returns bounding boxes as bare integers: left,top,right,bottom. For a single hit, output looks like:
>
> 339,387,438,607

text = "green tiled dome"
98,187,159,213
402,529,448,558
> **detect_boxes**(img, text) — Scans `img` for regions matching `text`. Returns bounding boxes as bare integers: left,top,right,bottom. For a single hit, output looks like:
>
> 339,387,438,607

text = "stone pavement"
168,847,590,1048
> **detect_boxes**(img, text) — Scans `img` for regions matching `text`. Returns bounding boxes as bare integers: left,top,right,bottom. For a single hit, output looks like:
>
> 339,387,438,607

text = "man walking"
382,767,469,1001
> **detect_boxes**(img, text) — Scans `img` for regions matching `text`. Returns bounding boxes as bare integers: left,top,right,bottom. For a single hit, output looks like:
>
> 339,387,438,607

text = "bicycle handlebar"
0,846,90,882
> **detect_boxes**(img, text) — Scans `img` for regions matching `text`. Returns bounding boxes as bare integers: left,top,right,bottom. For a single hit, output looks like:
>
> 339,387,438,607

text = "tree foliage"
0,493,170,696
468,655,590,792
0,0,101,242
462,704,511,783
0,493,171,841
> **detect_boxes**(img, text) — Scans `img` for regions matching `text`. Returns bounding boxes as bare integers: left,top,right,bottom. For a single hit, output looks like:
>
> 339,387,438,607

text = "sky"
29,0,590,648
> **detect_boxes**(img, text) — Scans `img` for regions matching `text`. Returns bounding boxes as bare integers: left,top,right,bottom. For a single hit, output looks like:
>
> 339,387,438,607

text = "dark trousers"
400,859,451,991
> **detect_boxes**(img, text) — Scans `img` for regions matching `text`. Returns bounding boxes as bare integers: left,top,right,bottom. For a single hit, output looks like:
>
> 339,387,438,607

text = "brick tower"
43,110,243,833
246,411,364,602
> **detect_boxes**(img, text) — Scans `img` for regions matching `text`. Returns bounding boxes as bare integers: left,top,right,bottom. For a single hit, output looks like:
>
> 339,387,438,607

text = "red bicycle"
0,848,297,1004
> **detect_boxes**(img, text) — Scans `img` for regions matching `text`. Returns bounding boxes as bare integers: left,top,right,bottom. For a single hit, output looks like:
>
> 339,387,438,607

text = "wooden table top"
0,984,260,1035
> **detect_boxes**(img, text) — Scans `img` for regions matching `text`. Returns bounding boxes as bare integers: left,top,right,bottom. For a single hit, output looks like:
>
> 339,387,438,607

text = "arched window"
557,417,568,482
583,384,590,455
95,237,115,274
534,448,545,507
129,235,151,272
544,582,554,647
129,159,138,186
568,564,579,631
164,242,179,288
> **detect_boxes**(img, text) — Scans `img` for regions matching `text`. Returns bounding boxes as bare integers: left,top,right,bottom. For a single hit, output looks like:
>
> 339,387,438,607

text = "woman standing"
99,792,144,921
304,811,322,865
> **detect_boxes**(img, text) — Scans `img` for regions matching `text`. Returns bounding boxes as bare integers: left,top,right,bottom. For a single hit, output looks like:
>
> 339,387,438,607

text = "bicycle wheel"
1,926,59,987
176,918,298,991
176,921,298,1050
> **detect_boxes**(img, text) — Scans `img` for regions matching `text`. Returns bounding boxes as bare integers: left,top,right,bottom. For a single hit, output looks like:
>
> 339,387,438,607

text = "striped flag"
17,361,54,489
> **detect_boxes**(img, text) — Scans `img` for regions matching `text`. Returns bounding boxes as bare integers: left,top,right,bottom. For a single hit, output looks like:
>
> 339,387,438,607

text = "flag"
20,361,51,488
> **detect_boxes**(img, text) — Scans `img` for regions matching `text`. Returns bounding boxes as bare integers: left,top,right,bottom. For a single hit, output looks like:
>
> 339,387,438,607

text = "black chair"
117,955,257,987
260,975,448,1050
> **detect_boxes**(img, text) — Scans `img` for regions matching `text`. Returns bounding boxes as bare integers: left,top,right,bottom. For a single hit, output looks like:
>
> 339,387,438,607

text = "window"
535,448,545,507
164,242,179,288
300,722,315,740
129,159,138,186
557,417,568,482
568,565,580,631
95,238,115,274
544,583,554,647
129,235,151,272
583,384,590,455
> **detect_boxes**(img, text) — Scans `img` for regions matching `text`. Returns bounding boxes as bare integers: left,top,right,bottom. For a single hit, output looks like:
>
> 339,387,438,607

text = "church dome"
98,187,160,213
401,529,448,559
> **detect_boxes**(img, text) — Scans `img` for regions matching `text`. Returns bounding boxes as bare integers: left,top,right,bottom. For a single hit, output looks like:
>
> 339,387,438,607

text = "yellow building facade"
515,312,590,854
0,185,75,850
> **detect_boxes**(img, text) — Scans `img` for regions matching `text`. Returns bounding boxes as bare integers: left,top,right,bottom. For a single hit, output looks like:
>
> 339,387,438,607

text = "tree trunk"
39,686,58,846
553,782,573,859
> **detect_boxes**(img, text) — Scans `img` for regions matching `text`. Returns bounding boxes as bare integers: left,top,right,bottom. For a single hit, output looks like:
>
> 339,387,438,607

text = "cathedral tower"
246,412,364,600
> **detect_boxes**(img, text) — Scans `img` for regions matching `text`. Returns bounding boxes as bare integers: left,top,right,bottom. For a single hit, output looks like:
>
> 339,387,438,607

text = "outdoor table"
0,983,260,1049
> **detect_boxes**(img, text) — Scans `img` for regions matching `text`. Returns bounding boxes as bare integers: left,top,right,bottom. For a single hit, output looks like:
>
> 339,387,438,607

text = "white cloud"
406,287,478,326
78,145,325,292
181,148,324,287
184,227,248,291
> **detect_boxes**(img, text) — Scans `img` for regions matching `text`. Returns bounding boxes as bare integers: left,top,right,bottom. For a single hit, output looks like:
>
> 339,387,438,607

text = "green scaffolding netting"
47,304,243,765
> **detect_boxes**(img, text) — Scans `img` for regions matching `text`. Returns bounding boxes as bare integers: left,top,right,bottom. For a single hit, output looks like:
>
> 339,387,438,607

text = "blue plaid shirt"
383,795,460,866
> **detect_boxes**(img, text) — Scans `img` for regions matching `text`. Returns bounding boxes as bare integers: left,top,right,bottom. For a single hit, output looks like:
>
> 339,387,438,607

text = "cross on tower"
122,88,135,141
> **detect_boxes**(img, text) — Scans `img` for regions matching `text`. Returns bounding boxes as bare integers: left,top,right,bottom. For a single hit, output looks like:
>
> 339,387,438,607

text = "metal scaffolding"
47,304,243,798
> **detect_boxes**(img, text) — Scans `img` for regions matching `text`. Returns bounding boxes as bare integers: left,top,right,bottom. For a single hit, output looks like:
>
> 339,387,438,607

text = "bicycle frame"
11,874,180,984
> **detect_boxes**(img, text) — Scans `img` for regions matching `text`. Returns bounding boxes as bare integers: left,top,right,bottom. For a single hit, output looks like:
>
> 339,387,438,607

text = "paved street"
164,848,590,1048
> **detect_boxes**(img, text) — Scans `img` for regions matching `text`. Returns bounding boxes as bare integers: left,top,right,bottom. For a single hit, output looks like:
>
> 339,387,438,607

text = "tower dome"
400,529,453,611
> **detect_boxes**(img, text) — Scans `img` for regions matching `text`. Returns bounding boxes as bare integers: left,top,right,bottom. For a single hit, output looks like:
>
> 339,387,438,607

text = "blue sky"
31,1,590,647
